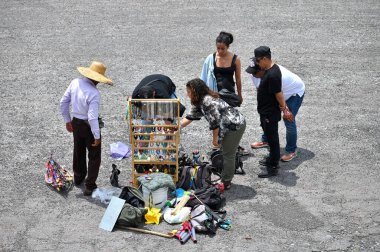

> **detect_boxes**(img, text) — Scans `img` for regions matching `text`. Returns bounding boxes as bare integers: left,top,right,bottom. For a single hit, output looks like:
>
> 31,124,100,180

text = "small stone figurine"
110,164,121,187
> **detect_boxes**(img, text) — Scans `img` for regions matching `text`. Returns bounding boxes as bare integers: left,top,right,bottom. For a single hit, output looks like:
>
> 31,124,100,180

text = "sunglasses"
255,57,265,63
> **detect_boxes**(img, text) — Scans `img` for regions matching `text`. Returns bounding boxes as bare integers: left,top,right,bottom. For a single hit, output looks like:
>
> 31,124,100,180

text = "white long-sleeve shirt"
60,78,101,139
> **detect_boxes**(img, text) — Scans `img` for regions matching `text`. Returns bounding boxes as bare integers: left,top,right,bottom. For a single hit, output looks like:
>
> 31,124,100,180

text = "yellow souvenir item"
145,207,162,225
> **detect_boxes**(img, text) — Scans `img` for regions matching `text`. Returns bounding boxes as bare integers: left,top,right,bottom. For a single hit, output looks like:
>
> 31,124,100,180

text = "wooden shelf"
133,160,177,164
133,133,177,136
129,98,180,187
133,147,176,150
134,172,177,176
132,125,178,128
134,140,176,143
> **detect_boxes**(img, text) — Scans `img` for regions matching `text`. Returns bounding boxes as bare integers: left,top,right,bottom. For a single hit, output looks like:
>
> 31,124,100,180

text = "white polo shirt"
249,65,305,100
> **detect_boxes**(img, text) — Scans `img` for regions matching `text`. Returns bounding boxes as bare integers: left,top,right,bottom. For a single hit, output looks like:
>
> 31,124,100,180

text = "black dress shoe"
258,166,279,178
83,188,94,196
259,158,270,166
83,182,97,196
74,178,84,186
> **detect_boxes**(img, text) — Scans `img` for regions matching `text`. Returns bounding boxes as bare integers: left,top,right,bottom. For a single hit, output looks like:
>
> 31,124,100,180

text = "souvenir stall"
46,99,233,245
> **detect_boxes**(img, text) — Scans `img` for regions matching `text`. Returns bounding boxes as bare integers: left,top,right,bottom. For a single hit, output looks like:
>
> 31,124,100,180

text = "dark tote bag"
118,186,145,208
218,89,242,107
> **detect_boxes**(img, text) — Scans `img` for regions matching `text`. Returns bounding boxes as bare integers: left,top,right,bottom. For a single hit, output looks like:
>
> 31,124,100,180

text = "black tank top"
213,53,237,93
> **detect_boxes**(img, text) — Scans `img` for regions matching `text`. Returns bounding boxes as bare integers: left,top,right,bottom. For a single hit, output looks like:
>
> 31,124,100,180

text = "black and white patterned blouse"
185,95,245,139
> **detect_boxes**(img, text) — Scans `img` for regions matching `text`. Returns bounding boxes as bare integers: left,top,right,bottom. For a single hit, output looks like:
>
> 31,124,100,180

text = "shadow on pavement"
269,170,299,187
280,147,315,171
267,147,315,187
240,152,255,161
224,184,257,202
44,184,73,199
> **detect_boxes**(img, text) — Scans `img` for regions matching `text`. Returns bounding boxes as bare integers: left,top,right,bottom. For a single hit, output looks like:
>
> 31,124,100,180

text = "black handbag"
118,186,145,208
210,149,245,175
218,89,242,107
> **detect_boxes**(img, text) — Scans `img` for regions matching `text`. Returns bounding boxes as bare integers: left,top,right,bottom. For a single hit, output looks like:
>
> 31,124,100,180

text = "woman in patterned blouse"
181,78,246,189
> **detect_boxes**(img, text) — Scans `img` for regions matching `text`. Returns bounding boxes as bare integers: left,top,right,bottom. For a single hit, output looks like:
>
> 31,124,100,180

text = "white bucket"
142,186,168,209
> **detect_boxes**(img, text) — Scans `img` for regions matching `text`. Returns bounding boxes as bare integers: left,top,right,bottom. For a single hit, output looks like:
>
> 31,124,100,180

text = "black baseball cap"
254,46,271,58
245,58,261,75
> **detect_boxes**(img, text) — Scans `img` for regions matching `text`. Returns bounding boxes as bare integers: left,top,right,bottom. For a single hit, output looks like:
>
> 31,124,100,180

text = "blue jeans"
262,94,304,153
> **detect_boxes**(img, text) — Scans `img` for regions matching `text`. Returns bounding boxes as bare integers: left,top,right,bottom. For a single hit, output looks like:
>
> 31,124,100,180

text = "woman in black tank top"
214,53,237,93
202,32,247,154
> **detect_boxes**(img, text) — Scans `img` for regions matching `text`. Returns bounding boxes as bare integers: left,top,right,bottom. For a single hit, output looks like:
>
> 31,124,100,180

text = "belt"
73,117,90,125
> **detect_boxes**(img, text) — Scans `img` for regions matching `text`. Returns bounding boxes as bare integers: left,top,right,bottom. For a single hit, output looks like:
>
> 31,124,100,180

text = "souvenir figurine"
163,165,169,174
169,166,176,175
136,165,144,173
144,165,150,172
152,165,158,173
162,142,168,148
140,153,148,160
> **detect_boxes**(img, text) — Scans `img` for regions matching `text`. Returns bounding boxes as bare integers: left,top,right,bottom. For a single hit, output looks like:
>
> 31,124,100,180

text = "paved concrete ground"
1,0,379,251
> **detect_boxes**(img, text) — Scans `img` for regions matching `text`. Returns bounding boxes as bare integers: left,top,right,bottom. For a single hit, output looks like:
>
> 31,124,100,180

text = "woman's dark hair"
216,31,234,47
186,78,219,106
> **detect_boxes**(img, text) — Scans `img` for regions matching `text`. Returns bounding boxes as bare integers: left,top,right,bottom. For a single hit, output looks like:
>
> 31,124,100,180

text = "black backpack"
177,163,219,190
176,166,193,190
186,186,226,210
178,150,193,167
195,163,220,189
210,149,245,175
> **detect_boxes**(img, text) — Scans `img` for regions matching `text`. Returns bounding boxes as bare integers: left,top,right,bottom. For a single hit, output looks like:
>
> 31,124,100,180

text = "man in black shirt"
254,46,293,178
132,74,186,116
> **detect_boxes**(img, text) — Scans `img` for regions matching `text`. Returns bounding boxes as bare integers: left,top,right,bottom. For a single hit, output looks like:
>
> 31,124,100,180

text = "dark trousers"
72,117,101,190
260,113,280,166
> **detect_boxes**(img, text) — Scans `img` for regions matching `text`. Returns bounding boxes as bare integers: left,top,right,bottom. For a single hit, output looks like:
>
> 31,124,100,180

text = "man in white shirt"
60,61,112,196
246,58,305,162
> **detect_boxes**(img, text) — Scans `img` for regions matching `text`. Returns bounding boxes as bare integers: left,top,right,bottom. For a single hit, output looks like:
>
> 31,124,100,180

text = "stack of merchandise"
114,150,231,244
44,157,73,192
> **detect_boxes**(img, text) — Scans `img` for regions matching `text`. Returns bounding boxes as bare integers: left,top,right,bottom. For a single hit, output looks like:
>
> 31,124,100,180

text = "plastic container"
142,186,168,209
91,187,122,205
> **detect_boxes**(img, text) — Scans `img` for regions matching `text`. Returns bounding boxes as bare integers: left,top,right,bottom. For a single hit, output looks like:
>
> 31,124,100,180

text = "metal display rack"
128,99,180,186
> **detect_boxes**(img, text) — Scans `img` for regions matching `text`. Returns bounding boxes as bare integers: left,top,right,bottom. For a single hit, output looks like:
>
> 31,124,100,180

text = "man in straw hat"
60,61,112,196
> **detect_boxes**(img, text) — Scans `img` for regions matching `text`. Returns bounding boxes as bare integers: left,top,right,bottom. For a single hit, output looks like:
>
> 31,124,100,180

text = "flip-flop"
211,144,220,150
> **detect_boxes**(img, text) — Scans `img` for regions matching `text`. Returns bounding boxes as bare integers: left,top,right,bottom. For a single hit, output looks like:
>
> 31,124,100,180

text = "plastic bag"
110,142,131,160
190,204,209,228
92,187,122,204
163,207,191,224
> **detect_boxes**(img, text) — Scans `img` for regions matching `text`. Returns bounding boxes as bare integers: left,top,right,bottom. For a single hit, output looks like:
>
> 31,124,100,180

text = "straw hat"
77,61,113,85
